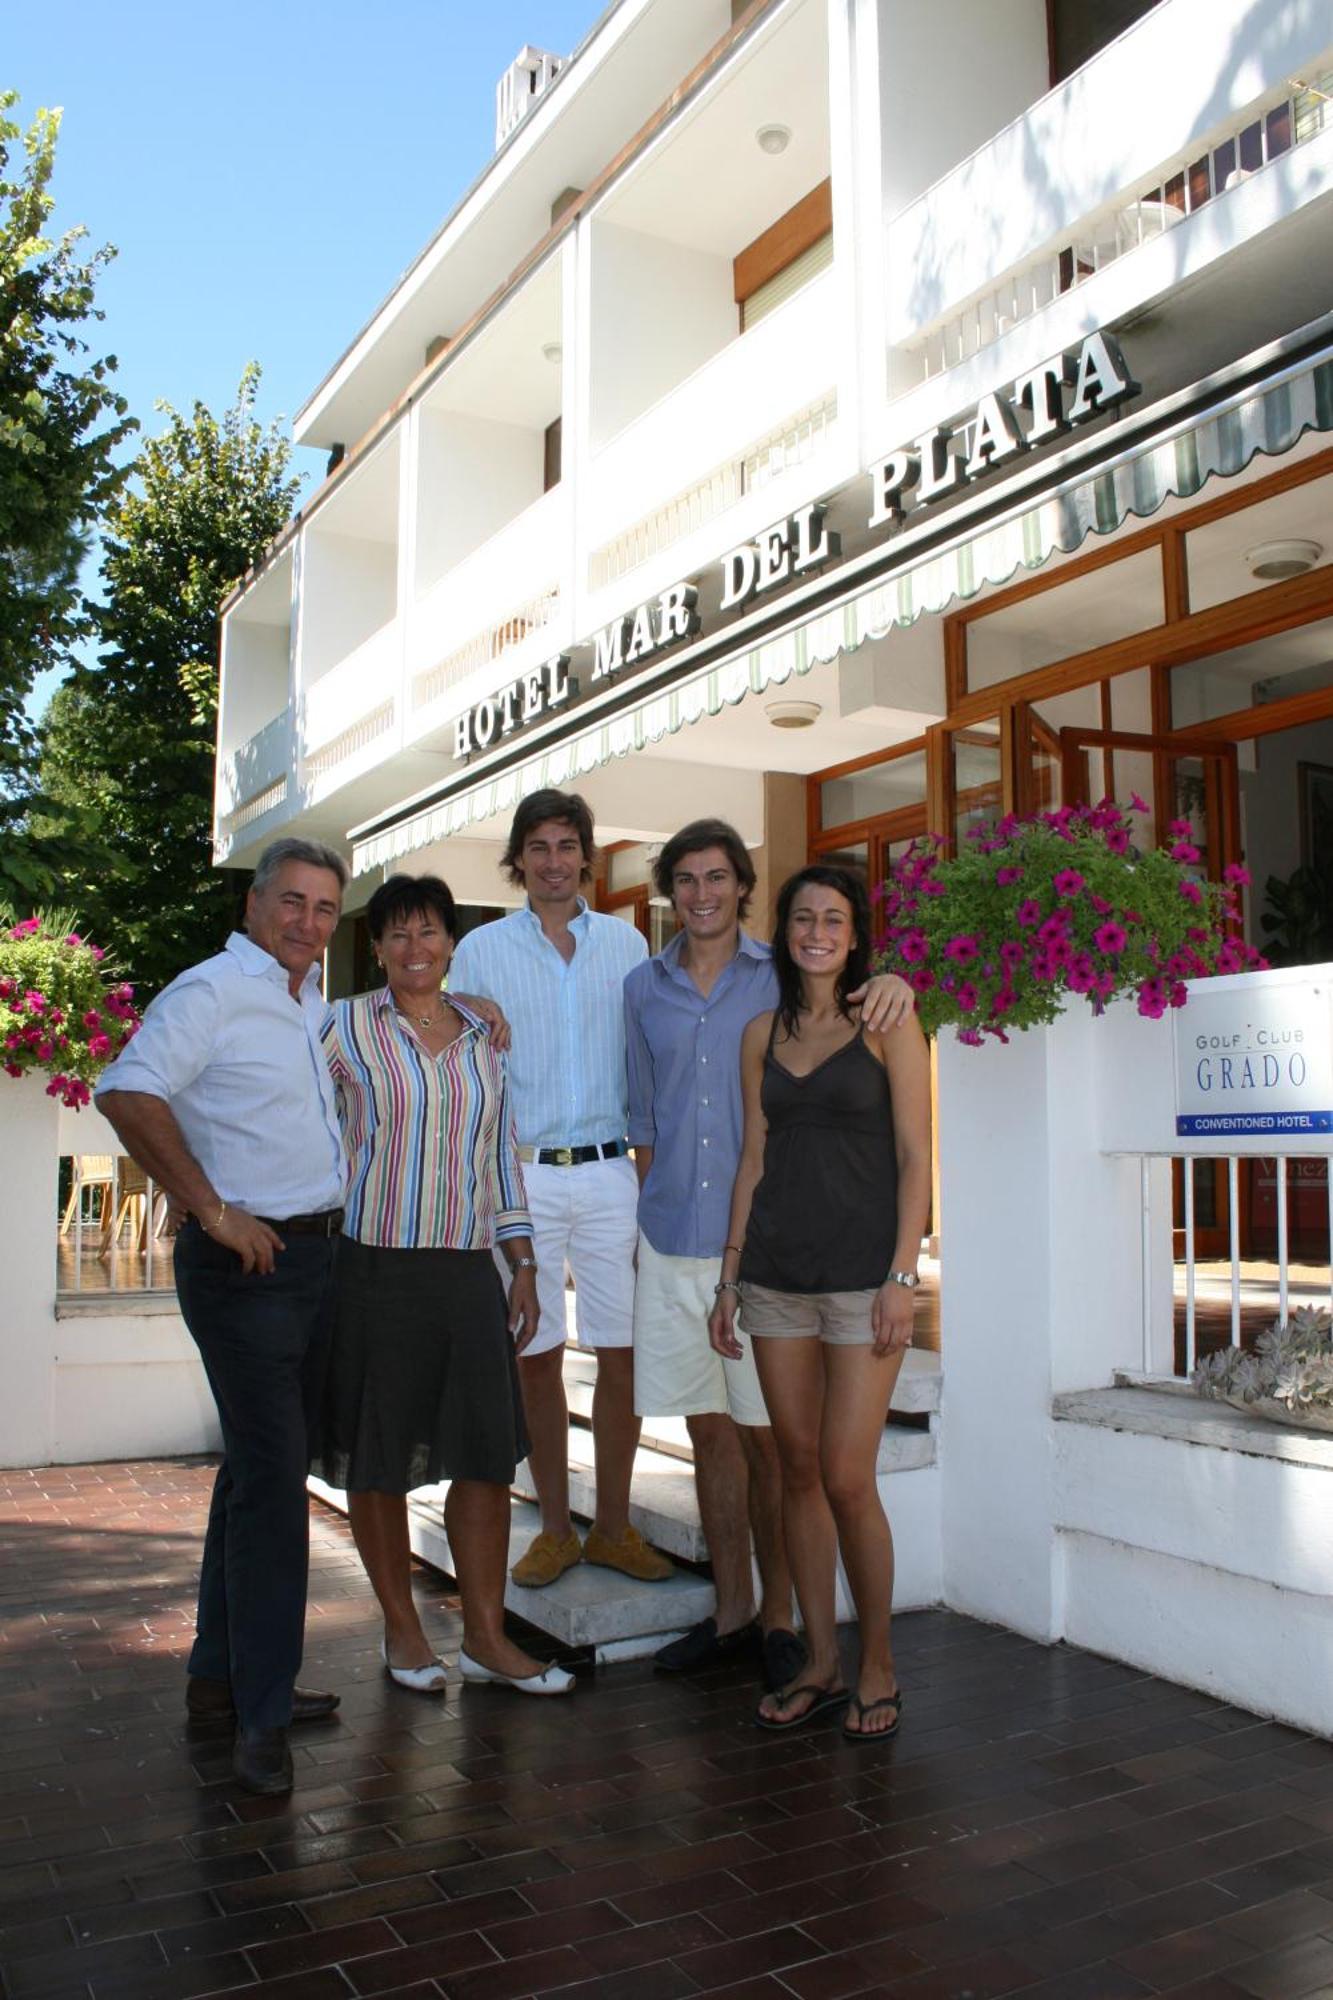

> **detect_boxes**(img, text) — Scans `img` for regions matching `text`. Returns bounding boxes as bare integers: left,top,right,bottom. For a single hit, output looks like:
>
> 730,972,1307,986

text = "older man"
97,837,348,1797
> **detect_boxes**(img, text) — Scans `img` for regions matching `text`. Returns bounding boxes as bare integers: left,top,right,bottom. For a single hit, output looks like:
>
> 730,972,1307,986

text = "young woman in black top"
709,865,931,1741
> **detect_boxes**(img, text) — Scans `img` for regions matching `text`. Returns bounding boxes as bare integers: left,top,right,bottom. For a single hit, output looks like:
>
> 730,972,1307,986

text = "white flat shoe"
380,1638,447,1694
457,1647,575,1695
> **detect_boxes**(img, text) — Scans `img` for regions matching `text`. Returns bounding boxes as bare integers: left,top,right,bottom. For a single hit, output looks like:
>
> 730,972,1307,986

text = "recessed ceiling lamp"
541,340,563,365
1245,538,1323,580
755,123,791,155
765,698,821,728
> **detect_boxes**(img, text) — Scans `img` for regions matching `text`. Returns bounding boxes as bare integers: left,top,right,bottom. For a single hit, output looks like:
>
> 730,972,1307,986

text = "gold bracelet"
206,1200,227,1232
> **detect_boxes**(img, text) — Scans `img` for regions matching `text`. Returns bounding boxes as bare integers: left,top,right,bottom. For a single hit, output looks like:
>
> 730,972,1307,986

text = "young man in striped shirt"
450,789,673,1587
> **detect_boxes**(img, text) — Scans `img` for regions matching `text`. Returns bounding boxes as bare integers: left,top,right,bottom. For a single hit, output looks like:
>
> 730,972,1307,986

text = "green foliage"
873,801,1262,1043
0,908,140,1106
1259,862,1333,966
38,366,303,996
0,91,133,786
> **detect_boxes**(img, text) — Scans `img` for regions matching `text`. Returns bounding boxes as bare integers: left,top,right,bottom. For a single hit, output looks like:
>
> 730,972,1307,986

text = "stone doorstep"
407,1492,715,1658
511,1414,937,1564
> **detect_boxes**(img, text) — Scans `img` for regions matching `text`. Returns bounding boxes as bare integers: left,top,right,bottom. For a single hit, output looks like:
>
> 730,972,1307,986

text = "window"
1047,0,1165,85
734,180,833,333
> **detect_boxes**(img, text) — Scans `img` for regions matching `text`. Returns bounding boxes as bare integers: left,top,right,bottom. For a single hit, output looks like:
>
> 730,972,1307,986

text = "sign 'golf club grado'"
450,329,1137,760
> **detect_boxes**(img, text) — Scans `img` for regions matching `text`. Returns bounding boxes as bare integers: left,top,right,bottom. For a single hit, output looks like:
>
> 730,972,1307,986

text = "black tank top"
740,1017,898,1294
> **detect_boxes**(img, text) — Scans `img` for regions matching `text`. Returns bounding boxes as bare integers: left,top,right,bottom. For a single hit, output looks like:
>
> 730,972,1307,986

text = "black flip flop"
755,1682,850,1732
842,1689,904,1743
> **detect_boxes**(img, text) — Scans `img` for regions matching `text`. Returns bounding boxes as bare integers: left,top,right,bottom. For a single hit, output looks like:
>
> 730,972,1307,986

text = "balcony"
407,482,569,737
582,267,843,603
885,0,1333,388
297,621,401,794
215,708,291,851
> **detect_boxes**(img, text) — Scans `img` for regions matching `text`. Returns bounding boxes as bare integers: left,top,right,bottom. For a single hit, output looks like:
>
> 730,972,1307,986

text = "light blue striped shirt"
450,900,647,1148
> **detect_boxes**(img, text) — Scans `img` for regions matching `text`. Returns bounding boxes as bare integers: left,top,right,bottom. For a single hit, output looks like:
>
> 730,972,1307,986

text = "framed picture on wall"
1299,761,1333,871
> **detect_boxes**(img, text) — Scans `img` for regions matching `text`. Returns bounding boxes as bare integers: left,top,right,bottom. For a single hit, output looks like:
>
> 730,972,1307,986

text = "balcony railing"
589,391,839,593
300,622,400,767
408,484,567,727
905,72,1331,384
584,268,841,586
215,708,290,844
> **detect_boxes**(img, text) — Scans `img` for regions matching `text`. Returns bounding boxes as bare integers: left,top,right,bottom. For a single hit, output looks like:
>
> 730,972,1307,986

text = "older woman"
313,873,573,1696
709,864,930,1742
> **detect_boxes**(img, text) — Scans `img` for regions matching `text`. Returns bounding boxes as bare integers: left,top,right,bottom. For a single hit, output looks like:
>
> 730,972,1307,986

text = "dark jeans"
175,1222,338,1729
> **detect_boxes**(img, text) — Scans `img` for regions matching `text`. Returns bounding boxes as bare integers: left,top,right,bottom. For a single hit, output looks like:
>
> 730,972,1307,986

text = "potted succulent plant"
1193,1308,1333,1431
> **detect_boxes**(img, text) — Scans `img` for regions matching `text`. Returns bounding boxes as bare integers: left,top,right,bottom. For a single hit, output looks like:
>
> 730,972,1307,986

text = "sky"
8,0,600,706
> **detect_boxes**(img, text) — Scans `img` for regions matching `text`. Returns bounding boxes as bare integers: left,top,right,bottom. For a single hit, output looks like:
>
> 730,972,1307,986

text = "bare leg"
444,1479,546,1679
750,1337,841,1723
346,1491,433,1669
517,1344,573,1539
736,1423,794,1633
686,1412,756,1634
590,1346,640,1541
820,1343,906,1733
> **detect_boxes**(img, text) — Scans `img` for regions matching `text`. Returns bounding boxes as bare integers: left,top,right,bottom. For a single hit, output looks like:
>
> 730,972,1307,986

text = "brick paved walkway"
5,1462,1333,1999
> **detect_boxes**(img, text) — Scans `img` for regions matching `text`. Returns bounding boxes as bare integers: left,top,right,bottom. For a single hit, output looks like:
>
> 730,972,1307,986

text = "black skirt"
312,1237,530,1492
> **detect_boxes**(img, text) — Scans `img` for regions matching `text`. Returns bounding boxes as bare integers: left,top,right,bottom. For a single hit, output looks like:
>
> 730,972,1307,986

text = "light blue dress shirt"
95,932,345,1218
450,899,648,1148
624,930,778,1259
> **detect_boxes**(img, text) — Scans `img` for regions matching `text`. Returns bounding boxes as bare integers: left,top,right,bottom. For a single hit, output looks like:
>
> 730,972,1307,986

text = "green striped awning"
352,344,1333,875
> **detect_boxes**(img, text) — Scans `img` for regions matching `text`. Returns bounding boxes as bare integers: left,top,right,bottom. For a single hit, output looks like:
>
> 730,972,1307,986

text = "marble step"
414,1491,713,1657
560,1341,941,1433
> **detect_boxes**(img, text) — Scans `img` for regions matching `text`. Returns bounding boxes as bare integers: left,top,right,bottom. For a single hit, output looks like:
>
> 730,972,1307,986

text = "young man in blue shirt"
625,819,912,1683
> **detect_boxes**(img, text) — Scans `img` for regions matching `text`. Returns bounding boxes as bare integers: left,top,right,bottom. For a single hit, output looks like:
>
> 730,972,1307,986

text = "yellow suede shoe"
510,1529,582,1588
582,1524,674,1582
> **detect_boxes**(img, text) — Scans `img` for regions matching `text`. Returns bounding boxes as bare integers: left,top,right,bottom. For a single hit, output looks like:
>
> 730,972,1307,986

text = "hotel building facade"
215,0,1333,1068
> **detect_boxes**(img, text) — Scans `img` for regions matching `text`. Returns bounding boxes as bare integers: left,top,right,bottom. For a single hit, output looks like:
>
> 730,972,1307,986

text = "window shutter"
741,231,833,332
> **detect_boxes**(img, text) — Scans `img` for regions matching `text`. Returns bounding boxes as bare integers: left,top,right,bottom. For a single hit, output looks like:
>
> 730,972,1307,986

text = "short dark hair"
365,873,458,942
654,819,756,919
501,789,596,887
771,864,872,1038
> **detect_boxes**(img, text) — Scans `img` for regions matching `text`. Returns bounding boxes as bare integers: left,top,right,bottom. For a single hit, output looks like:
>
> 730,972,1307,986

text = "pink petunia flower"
1016,899,1042,927
1093,921,1128,954
1223,863,1251,886
1179,879,1204,905
1053,869,1085,897
995,865,1024,886
1170,841,1201,864
943,935,980,964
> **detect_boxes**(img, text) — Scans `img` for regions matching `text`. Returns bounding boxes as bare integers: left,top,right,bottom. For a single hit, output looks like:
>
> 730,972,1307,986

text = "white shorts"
632,1233,770,1427
503,1155,638,1358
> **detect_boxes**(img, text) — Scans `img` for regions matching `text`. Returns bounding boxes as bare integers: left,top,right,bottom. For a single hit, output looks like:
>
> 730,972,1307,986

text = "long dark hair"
771,864,871,1038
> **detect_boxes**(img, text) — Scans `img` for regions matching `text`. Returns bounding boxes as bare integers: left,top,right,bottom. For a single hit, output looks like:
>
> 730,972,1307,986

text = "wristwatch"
509,1257,538,1273
885,1270,919,1290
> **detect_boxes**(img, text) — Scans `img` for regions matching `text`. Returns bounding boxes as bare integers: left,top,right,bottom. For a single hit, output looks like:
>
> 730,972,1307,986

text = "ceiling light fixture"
765,698,821,729
541,340,563,365
1245,538,1323,580
755,123,791,155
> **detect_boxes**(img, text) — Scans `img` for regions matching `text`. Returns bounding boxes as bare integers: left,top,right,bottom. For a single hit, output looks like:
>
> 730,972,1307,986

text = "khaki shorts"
739,1281,878,1346
633,1234,770,1427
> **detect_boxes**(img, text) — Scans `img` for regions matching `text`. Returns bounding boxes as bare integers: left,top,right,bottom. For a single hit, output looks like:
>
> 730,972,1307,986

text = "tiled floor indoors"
6,1463,1333,2000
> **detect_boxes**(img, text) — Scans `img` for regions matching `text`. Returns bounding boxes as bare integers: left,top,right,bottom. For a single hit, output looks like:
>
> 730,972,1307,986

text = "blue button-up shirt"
450,899,647,1148
624,930,777,1258
95,932,345,1218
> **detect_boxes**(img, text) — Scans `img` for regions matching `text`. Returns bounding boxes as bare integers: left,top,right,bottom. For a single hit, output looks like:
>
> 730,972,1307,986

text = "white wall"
220,620,290,754
1,1079,218,1470
300,530,398,684
415,408,545,590
877,0,1048,218
588,221,736,448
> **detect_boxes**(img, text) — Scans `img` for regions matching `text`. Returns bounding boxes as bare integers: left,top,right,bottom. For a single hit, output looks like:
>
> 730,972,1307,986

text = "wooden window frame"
734,178,833,319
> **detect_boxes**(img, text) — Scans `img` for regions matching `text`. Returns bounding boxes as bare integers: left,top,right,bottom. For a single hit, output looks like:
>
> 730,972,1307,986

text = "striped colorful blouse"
321,989,530,1249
